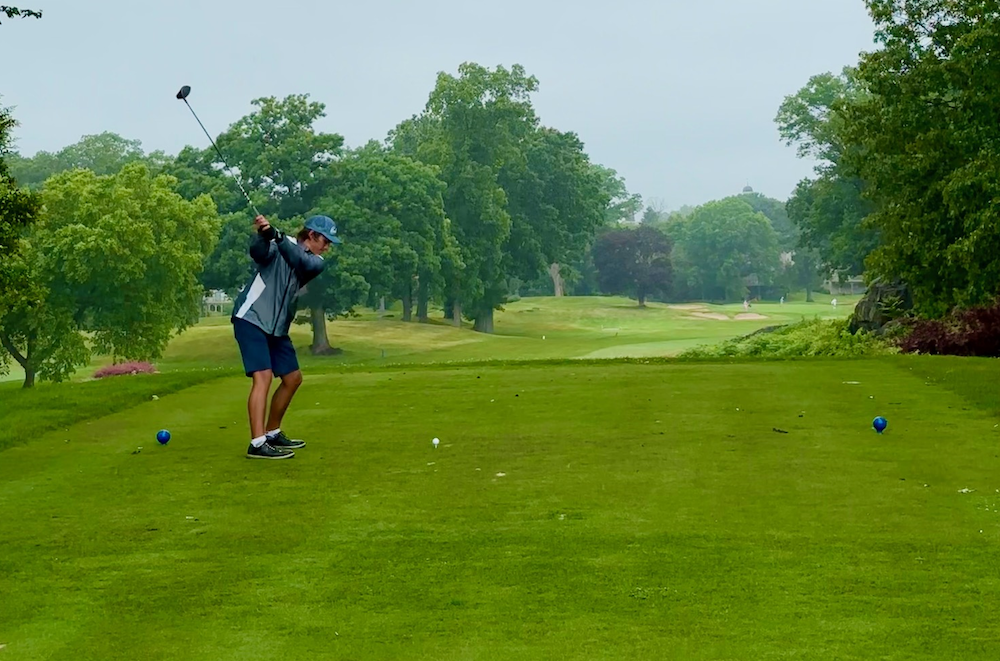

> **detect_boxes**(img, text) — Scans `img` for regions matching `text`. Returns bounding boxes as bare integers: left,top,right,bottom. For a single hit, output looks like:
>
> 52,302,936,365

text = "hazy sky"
1,0,876,209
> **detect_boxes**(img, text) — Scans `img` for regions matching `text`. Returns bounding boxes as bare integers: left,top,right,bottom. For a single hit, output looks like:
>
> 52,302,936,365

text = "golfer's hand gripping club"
255,215,282,242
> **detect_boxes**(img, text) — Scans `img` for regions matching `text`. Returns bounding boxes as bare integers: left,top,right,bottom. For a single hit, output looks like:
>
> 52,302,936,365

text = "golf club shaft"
180,98,262,218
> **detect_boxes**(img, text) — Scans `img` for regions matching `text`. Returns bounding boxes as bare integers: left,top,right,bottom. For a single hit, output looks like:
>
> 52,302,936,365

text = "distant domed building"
742,183,754,194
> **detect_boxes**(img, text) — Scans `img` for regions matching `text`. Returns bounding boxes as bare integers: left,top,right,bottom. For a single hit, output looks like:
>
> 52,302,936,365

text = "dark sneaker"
246,442,295,459
267,431,305,449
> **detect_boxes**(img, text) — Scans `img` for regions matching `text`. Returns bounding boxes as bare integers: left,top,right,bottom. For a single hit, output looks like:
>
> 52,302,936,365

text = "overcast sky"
1,0,876,209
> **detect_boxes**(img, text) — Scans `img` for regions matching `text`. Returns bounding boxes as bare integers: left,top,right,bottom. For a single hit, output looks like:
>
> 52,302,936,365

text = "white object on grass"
432,437,440,448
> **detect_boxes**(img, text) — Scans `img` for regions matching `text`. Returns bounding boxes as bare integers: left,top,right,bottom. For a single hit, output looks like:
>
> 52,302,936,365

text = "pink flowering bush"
93,361,158,379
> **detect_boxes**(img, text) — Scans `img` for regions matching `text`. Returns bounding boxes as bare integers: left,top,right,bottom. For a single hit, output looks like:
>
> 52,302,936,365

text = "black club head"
176,85,191,100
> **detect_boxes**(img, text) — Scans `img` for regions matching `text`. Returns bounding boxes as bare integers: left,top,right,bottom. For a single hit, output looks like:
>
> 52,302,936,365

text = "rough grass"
2,356,1000,659
679,318,897,359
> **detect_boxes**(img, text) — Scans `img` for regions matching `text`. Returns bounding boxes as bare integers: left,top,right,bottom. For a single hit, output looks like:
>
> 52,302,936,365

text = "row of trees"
777,0,1000,317
9,0,994,384
1,63,646,385
588,189,821,308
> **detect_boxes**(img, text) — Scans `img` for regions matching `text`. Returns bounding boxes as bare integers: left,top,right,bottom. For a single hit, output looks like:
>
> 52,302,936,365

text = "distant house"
825,274,866,296
203,289,232,316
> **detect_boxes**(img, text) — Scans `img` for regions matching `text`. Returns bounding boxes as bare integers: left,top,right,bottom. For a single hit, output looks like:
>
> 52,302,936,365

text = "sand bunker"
688,312,730,321
684,312,770,321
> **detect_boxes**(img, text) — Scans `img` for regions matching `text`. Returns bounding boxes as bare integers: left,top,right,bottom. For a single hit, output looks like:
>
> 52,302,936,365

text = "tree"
300,146,452,353
594,165,643,225
838,0,1000,315
214,94,343,219
10,132,164,189
776,69,878,279
160,144,248,217
500,127,609,297
0,103,41,382
668,198,781,302
0,103,39,281
0,163,218,387
737,192,796,251
164,93,348,349
199,212,257,298
399,62,539,333
592,225,673,307
1,6,41,22
734,191,824,300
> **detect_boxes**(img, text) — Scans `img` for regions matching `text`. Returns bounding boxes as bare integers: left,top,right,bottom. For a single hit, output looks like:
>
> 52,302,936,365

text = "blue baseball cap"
304,215,342,244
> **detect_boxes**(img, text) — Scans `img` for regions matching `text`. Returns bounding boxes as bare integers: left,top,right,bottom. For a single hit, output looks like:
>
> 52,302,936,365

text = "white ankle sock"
251,435,268,448
266,428,280,438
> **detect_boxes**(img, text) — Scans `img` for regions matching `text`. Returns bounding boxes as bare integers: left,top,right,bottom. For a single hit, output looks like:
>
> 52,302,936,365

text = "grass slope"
0,294,859,383
163,294,861,372
2,356,1000,659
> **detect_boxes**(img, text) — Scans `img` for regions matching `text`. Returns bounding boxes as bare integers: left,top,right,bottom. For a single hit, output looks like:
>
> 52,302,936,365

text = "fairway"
0,295,860,384
2,355,999,659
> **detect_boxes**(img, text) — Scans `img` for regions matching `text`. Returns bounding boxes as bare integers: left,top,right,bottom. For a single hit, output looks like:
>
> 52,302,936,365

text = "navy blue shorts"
232,318,300,377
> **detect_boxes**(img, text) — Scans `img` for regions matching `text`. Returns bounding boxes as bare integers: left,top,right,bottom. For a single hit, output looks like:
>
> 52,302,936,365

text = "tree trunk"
402,289,413,322
1,332,34,388
444,296,453,320
310,306,340,355
549,263,564,297
805,287,814,303
417,277,429,322
452,300,462,327
637,285,647,308
473,308,494,333
378,296,386,317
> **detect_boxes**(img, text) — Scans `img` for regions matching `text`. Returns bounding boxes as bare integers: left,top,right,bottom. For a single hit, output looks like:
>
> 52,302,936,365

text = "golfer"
231,214,340,459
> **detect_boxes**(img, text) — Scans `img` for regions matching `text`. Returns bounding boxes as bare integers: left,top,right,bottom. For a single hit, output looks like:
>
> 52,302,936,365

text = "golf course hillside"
169,294,859,365
0,294,862,385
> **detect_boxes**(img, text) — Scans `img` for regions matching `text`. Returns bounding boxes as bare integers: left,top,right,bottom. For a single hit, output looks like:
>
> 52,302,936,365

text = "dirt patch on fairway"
684,312,771,321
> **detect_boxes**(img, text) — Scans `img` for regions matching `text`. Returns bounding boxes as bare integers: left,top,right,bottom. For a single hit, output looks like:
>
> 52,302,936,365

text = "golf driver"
175,85,261,217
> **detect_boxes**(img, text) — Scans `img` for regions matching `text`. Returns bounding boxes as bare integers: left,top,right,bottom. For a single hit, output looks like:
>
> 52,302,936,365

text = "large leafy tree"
214,94,343,219
0,163,218,387
164,94,345,307
161,145,247,217
592,225,673,307
299,145,453,353
668,198,781,302
397,62,539,333
839,0,1000,315
776,69,878,279
500,128,609,297
0,103,41,379
198,212,257,298
164,94,343,221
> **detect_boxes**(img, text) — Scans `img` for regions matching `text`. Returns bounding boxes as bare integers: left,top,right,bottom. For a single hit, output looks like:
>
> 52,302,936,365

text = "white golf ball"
432,437,440,447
